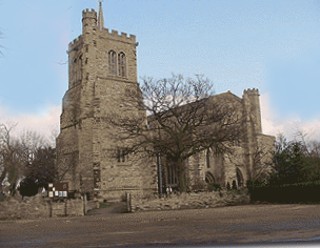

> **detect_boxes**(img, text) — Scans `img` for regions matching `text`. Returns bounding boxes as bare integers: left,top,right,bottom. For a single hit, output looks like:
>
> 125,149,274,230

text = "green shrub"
248,181,320,203
207,183,221,192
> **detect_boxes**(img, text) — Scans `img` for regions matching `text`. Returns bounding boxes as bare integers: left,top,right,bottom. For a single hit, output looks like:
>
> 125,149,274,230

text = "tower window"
206,148,211,168
117,148,128,163
108,50,117,75
72,54,82,84
118,52,126,77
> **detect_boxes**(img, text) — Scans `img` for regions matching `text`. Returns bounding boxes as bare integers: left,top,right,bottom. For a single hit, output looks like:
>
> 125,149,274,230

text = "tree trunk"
177,159,188,192
0,168,7,191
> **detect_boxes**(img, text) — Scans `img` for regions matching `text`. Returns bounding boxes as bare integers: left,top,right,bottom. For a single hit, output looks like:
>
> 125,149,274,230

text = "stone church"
56,3,274,201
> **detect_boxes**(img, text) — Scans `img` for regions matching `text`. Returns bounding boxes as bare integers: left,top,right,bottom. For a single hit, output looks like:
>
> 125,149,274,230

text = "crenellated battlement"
243,88,259,96
82,9,97,22
82,8,98,35
242,87,262,133
68,35,83,51
82,8,97,15
69,35,82,46
100,28,136,43
80,8,135,43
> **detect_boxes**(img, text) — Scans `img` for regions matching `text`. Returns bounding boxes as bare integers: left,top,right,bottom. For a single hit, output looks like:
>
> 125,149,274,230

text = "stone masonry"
56,4,157,201
56,3,275,201
183,90,275,191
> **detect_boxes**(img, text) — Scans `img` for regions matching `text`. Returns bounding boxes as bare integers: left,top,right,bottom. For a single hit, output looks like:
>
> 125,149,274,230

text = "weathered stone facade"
56,6,157,201
181,90,275,192
57,4,274,201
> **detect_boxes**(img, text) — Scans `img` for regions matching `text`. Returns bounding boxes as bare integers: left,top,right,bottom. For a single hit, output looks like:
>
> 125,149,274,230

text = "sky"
0,0,320,142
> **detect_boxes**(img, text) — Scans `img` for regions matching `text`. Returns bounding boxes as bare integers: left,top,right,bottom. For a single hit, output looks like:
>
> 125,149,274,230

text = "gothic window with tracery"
118,52,126,77
108,50,117,75
236,168,244,187
166,164,178,187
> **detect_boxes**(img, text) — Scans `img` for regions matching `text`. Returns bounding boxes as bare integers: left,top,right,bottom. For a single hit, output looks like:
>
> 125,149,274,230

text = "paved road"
1,204,320,247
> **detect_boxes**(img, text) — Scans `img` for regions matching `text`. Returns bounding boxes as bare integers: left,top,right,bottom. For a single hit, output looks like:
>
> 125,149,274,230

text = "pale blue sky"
0,0,320,133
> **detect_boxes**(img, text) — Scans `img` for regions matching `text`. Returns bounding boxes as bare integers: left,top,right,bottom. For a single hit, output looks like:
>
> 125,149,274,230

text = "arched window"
206,148,211,168
205,172,215,184
76,55,82,82
108,50,117,75
118,52,126,77
166,164,178,187
236,168,244,188
117,148,129,163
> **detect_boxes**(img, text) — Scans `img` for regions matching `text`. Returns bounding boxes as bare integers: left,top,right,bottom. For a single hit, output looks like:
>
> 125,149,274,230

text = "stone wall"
0,195,86,220
127,190,250,212
0,195,49,220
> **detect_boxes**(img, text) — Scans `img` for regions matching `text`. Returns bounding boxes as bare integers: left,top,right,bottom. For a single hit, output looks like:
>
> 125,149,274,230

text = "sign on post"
48,182,69,199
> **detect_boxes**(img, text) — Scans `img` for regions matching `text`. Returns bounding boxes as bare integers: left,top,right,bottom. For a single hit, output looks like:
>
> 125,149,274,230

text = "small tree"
24,146,56,188
269,134,320,185
305,140,320,181
270,135,304,184
108,74,244,192
0,123,25,195
55,142,78,183
0,124,52,195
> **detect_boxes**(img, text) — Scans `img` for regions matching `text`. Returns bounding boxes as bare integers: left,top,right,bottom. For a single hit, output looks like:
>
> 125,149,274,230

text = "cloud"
1,93,319,148
0,105,60,145
260,93,320,141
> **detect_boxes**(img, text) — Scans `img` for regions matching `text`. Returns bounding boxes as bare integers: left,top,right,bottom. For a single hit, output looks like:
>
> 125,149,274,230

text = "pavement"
1,203,320,247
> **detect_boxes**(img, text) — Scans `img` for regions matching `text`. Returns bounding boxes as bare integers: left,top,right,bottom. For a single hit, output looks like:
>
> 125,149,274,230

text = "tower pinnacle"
97,0,104,31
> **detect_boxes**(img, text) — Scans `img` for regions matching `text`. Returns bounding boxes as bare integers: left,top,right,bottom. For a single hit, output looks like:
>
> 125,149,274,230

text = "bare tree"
108,74,244,192
55,145,77,182
0,124,48,195
0,123,24,195
24,146,56,187
309,141,320,158
250,144,274,182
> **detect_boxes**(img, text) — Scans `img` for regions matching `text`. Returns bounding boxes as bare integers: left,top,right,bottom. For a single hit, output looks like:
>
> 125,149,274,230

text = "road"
1,204,320,247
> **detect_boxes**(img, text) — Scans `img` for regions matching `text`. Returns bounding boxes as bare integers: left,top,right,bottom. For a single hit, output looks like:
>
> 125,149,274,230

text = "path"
1,204,320,247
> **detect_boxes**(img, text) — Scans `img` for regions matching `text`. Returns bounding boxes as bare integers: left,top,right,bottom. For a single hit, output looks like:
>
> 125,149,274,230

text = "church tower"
57,2,157,200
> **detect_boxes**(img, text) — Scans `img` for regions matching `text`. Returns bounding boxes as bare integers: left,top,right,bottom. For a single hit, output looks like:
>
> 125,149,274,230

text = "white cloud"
1,94,319,147
0,105,60,146
260,93,320,141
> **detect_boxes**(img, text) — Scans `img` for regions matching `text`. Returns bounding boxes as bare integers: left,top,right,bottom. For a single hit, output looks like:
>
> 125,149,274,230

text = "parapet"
243,88,260,96
100,28,136,43
82,8,97,19
68,35,83,51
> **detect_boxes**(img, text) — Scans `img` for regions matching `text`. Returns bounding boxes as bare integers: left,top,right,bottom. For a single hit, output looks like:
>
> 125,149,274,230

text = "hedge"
248,181,320,203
